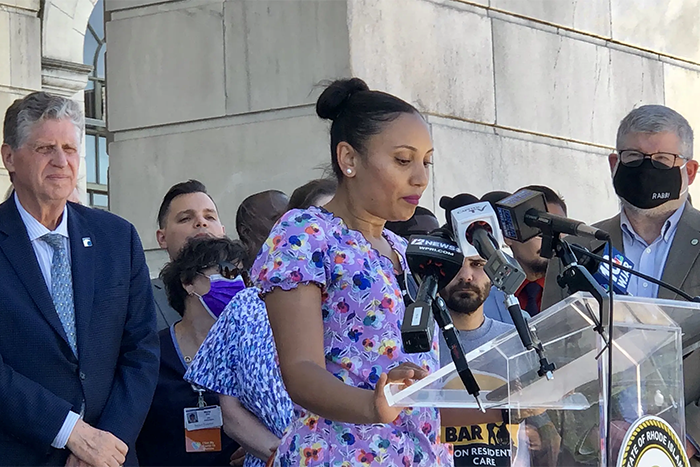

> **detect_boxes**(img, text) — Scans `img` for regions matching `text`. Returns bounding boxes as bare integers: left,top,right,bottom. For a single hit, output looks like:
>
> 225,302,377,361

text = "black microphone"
401,275,438,353
572,244,634,295
402,229,485,408
401,231,464,354
496,189,610,243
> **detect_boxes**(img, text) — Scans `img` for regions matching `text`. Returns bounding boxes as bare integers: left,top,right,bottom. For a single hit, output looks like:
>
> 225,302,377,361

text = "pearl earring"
346,169,352,174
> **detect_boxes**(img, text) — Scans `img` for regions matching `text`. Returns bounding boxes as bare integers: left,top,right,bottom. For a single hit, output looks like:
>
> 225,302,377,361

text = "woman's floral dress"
253,206,452,467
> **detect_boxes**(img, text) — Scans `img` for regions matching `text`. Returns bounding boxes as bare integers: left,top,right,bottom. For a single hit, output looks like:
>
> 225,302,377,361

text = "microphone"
576,244,634,295
401,231,464,354
447,197,526,295
403,229,486,408
401,275,438,354
443,194,555,379
495,189,610,243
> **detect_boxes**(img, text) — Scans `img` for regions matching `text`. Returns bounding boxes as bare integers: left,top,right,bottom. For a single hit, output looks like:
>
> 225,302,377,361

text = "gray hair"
3,92,84,150
616,104,694,159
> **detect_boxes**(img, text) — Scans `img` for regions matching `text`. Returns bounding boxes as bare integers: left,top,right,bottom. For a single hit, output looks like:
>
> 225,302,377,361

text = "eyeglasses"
618,150,687,170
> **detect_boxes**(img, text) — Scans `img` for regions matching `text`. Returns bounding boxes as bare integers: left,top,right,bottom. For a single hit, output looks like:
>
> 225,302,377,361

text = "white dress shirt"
14,193,80,449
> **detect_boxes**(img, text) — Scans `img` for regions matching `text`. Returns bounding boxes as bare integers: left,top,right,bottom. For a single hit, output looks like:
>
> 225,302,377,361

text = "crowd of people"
1,75,700,467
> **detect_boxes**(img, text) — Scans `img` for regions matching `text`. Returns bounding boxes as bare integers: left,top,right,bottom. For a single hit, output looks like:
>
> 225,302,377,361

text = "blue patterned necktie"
42,233,78,356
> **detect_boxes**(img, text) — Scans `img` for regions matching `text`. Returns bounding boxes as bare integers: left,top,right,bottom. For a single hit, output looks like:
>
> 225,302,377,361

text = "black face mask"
613,159,683,209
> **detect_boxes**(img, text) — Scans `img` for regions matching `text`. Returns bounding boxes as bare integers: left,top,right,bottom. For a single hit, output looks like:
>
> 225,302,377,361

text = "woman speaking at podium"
252,78,451,466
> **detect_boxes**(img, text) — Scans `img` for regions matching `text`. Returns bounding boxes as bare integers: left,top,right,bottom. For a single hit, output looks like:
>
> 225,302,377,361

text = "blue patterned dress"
184,287,294,467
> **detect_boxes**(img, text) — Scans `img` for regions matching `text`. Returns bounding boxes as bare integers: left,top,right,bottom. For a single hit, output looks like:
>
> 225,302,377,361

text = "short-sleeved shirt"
185,287,294,467
252,206,452,467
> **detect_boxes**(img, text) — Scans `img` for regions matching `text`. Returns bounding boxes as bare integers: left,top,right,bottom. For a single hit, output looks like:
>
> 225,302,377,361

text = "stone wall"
105,0,350,272
102,0,700,274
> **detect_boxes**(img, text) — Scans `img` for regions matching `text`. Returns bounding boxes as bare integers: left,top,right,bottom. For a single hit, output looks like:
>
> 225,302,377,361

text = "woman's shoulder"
222,287,266,321
276,205,335,230
268,205,349,248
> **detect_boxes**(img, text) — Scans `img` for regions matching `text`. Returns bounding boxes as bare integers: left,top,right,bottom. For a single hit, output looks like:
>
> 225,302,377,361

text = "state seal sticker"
616,416,689,467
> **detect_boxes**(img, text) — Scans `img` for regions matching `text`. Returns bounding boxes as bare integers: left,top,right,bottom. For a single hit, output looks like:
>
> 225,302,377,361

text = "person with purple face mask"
136,237,248,466
194,268,247,319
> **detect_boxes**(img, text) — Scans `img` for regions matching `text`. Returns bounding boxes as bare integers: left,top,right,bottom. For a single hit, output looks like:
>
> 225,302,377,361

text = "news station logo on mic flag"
594,244,634,295
450,201,508,258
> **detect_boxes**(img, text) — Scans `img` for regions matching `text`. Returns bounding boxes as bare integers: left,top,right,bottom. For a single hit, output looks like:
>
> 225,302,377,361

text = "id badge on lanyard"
184,385,223,453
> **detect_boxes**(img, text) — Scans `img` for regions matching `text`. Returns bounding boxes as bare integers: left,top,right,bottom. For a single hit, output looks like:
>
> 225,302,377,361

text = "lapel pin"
82,237,93,247
692,239,699,246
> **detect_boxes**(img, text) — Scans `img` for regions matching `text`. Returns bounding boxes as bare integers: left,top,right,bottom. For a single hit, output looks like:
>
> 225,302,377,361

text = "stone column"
0,0,97,202
41,0,98,204
0,0,41,198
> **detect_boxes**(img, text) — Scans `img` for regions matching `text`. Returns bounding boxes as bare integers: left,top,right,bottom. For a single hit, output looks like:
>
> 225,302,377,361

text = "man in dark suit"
542,104,700,463
0,92,159,465
153,180,226,330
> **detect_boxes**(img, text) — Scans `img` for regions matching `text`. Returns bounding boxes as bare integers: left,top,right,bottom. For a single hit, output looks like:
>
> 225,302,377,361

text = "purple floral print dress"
252,206,452,467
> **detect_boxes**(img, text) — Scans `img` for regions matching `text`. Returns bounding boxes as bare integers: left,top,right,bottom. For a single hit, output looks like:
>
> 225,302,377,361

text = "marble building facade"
2,0,700,273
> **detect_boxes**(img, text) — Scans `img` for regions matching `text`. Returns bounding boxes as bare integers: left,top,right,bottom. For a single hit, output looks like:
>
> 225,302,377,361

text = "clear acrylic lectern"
385,293,694,466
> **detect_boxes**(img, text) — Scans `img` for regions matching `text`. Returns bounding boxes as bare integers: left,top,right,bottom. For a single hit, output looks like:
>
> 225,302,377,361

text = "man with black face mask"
542,104,700,463
608,107,699,299
543,104,699,304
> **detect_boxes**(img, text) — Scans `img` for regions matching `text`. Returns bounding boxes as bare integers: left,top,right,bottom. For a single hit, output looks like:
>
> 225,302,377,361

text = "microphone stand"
471,229,556,379
540,231,609,333
540,228,615,466
403,231,484,410
503,294,555,380
432,295,485,412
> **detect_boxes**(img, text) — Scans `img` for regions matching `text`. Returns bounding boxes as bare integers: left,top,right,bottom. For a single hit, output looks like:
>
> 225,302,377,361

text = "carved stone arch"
40,0,96,97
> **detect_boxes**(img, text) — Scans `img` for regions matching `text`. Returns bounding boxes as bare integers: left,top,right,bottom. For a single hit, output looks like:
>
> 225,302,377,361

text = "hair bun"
316,78,370,121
